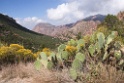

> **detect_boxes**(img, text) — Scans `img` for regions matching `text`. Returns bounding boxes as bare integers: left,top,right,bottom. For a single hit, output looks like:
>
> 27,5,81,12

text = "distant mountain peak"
83,14,106,22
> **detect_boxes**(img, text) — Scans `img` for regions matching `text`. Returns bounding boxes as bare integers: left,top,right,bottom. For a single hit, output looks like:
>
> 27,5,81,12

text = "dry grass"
0,63,59,83
81,63,124,83
0,63,124,83
0,63,76,83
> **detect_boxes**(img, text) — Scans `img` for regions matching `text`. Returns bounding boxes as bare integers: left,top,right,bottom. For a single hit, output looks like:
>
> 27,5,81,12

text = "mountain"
33,14,104,40
83,14,106,22
0,13,60,51
33,22,74,37
33,23,57,36
70,21,100,35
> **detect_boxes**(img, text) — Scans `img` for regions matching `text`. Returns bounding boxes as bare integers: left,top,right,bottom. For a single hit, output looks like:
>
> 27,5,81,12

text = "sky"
0,0,124,30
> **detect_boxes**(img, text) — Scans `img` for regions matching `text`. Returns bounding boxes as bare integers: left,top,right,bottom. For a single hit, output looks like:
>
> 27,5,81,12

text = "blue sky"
0,0,63,18
0,0,124,29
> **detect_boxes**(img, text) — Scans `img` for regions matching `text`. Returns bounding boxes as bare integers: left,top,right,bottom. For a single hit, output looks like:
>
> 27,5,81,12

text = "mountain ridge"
32,14,105,40
83,14,106,22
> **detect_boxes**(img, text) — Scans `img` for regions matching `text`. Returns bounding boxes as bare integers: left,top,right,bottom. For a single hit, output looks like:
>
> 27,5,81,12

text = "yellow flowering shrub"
17,49,36,61
42,48,51,56
34,51,41,57
33,53,37,58
65,45,77,53
0,44,36,64
10,44,24,51
0,45,17,63
0,46,11,58
17,49,32,56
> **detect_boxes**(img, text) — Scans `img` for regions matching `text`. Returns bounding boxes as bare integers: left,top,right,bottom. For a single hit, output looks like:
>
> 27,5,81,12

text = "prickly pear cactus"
61,51,69,60
34,52,55,69
69,52,85,80
97,32,105,49
40,52,48,60
76,39,85,52
48,52,55,60
72,59,82,70
77,39,85,47
114,50,121,60
58,44,66,52
70,68,78,80
106,31,117,45
47,61,54,69
103,52,109,61
95,42,100,52
68,39,77,46
34,59,41,70
34,30,123,82
75,52,85,62
119,59,124,66
88,44,95,57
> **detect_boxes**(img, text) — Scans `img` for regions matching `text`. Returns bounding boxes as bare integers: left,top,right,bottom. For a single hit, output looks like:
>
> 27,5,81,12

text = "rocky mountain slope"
33,23,56,36
33,14,105,40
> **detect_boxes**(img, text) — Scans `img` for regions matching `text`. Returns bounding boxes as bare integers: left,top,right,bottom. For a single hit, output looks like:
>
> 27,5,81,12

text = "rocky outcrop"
117,11,124,21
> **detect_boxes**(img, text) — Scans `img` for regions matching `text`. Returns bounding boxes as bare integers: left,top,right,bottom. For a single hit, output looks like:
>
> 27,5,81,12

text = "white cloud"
15,17,45,29
47,1,84,24
47,0,124,25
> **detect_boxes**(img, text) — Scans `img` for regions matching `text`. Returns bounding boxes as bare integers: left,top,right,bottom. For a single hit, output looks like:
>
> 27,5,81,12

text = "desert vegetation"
1,13,124,83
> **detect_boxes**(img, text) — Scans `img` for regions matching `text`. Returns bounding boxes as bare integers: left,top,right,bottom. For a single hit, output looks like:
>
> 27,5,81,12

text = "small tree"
104,14,120,29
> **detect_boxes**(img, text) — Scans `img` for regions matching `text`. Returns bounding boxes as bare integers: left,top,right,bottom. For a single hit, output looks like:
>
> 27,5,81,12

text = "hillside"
0,13,60,51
